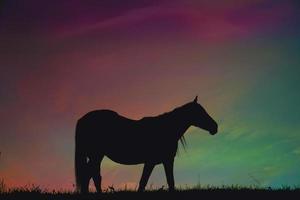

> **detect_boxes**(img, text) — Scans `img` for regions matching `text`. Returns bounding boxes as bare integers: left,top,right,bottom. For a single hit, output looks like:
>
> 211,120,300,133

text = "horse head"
188,96,218,135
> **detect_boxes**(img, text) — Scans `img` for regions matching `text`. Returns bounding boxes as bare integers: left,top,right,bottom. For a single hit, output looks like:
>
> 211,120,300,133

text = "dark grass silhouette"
1,185,300,200
75,96,218,193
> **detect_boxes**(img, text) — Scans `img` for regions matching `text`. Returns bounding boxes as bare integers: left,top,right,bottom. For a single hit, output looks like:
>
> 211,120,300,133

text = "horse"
75,96,218,193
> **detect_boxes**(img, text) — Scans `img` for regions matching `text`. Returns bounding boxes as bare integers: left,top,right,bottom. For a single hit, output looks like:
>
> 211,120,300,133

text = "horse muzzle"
209,123,218,135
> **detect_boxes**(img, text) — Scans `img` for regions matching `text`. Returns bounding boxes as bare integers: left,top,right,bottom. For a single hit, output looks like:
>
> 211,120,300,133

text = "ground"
1,187,300,200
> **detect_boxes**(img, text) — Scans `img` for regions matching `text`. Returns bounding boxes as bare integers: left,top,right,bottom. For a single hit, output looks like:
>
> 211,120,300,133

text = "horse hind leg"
80,165,90,194
89,155,104,193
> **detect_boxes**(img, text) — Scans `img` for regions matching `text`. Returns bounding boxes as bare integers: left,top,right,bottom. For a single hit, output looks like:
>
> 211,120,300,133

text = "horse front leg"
163,157,175,191
138,163,155,192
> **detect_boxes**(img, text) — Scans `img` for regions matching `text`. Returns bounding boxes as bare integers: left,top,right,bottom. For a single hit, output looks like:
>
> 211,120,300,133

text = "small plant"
108,184,115,193
28,184,43,193
0,178,6,193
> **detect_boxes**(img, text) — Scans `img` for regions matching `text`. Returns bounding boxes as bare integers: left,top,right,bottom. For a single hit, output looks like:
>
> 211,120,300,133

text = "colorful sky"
0,0,300,190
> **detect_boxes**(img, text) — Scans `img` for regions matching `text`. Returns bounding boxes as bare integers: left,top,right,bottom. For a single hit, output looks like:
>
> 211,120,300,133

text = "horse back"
78,109,136,130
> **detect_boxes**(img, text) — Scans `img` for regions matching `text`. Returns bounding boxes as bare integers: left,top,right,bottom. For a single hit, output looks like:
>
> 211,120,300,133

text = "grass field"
1,182,300,200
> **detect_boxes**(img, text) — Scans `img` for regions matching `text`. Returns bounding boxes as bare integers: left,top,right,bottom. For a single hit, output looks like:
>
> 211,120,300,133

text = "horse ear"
193,96,198,103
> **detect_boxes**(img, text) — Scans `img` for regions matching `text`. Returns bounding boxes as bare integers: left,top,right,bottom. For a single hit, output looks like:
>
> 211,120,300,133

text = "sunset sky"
0,0,300,190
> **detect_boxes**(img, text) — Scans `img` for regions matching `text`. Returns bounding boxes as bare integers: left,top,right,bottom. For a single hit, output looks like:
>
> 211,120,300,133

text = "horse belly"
106,151,145,165
102,138,149,164
104,140,176,165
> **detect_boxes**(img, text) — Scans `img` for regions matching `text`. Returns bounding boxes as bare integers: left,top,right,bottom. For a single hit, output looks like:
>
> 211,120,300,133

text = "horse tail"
75,120,87,192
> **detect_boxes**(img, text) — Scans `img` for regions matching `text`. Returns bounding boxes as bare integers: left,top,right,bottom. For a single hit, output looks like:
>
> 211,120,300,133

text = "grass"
0,177,299,199
0,182,299,200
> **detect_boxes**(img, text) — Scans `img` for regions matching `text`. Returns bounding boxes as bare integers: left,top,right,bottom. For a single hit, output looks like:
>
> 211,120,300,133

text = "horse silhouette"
75,96,218,193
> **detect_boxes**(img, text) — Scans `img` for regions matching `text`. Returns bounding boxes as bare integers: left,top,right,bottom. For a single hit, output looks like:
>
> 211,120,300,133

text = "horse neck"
165,107,192,141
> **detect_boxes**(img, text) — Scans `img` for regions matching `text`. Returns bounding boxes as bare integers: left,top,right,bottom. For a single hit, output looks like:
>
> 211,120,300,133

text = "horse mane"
153,102,192,150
